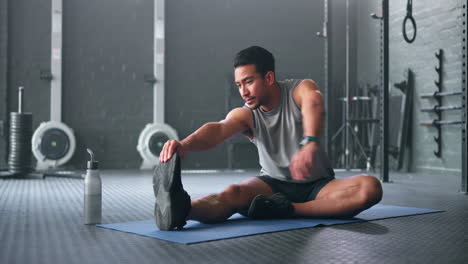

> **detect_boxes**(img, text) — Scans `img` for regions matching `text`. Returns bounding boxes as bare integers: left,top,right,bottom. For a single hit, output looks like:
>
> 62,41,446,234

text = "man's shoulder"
291,79,319,94
226,107,253,122
278,78,303,87
226,107,254,139
290,79,320,107
278,79,317,91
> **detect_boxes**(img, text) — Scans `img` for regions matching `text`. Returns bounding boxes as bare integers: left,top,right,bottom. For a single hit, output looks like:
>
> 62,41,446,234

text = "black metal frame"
316,0,330,153
433,49,443,157
323,0,330,153
379,0,389,182
462,2,467,193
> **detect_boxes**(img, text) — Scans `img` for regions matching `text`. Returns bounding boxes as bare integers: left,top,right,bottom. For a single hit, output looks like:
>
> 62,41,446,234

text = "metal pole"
51,0,63,122
153,0,165,124
345,0,350,171
324,0,329,153
18,87,23,113
462,1,467,193
316,0,331,154
380,0,389,182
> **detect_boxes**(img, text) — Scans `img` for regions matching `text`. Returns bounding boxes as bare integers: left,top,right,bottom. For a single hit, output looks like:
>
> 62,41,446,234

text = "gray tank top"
246,79,334,183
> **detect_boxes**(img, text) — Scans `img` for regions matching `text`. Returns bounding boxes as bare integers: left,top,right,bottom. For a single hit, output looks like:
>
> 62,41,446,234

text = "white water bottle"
84,148,102,225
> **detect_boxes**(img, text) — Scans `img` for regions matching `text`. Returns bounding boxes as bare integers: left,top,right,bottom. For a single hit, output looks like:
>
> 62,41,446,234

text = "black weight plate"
9,139,31,143
8,152,31,157
8,144,31,149
9,134,32,138
8,155,31,160
10,112,32,117
9,122,32,127
9,126,31,130
8,156,31,162
10,118,32,122
9,129,32,133
39,128,70,160
148,132,170,156
9,133,32,137
10,124,32,127
9,126,32,129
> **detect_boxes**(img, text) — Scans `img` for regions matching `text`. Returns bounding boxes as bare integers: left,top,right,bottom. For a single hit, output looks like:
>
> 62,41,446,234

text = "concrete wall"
2,0,325,169
0,0,7,168
165,0,324,169
61,0,153,169
357,0,464,174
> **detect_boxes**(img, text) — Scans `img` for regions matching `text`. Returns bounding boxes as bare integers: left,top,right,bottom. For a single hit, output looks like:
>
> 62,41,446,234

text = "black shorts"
257,175,335,203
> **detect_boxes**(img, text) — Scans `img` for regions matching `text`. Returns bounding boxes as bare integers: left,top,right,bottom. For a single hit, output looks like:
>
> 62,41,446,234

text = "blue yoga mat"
97,204,443,244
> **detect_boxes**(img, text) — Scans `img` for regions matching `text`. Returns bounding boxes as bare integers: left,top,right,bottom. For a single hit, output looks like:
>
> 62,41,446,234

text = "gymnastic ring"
402,15,417,43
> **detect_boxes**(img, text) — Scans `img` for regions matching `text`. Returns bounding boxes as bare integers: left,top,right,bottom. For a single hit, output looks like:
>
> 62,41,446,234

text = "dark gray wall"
62,0,153,169
5,0,154,170
3,0,325,169
7,0,51,128
5,0,51,169
390,0,463,174
165,0,325,169
357,0,464,174
356,0,380,87
0,0,7,168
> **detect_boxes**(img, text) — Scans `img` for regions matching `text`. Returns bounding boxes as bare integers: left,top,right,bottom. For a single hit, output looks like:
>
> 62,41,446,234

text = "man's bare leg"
187,177,274,223
293,175,383,218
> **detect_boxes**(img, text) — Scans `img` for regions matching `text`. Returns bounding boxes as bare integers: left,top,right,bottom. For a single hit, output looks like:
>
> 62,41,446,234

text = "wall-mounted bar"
420,105,463,112
420,91,463,99
420,120,465,126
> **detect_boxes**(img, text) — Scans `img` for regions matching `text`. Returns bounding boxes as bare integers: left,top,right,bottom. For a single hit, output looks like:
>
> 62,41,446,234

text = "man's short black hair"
234,46,275,76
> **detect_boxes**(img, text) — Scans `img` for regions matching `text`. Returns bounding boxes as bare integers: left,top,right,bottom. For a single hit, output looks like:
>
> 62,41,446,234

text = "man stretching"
153,46,383,230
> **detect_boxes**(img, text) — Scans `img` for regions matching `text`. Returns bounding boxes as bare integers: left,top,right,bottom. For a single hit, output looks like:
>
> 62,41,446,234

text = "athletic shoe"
153,154,191,230
247,193,295,219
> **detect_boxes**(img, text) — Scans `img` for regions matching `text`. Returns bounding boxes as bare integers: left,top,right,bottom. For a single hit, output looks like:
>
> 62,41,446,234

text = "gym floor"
1,170,467,264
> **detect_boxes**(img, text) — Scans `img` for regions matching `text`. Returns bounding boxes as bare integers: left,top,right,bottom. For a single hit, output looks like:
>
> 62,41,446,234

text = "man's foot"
153,154,191,230
247,193,295,219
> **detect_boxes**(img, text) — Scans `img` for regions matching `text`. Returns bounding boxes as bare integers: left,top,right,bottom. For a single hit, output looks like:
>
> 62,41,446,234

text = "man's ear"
265,71,275,85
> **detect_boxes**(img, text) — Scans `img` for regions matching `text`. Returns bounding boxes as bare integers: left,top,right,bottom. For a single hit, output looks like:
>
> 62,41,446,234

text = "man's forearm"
302,93,325,138
180,122,224,152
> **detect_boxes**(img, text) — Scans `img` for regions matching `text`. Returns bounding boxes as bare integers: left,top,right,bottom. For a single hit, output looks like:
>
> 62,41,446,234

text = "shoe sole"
248,193,294,219
247,194,267,219
153,154,178,230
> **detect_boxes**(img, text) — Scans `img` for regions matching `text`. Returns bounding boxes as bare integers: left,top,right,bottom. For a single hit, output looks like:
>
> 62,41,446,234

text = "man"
153,46,383,231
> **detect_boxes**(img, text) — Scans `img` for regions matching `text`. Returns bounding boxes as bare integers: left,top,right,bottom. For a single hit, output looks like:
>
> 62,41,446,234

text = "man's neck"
260,82,281,112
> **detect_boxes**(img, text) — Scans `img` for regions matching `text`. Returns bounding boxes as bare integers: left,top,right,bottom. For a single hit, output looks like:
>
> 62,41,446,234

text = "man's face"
234,64,269,110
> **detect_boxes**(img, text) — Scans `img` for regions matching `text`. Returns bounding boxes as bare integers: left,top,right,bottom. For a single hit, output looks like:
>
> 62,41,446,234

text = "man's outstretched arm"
159,107,252,162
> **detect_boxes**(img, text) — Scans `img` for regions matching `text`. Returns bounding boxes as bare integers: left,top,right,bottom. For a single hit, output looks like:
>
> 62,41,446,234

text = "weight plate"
148,132,170,156
9,136,32,139
40,128,70,160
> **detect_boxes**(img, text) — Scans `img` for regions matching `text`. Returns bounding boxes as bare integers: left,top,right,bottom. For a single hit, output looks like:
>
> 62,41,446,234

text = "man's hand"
289,142,319,181
159,140,188,163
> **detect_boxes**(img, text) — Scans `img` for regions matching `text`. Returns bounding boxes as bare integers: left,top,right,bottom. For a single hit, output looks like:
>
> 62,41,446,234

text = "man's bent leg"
187,177,274,223
293,175,383,218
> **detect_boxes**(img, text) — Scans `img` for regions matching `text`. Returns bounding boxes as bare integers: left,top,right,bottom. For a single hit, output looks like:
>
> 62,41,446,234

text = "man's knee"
358,175,383,207
220,184,243,202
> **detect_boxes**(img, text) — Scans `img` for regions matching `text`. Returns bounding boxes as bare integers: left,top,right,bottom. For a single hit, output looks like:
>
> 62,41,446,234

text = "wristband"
300,136,319,146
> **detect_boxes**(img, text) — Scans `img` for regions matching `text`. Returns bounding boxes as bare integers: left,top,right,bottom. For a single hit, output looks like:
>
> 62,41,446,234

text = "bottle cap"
87,160,99,170
86,148,99,170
